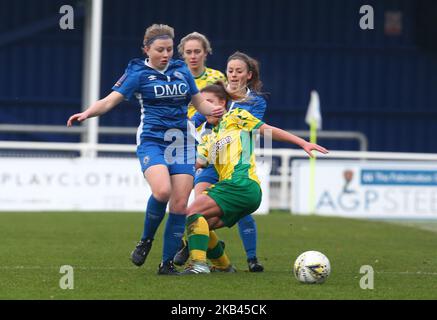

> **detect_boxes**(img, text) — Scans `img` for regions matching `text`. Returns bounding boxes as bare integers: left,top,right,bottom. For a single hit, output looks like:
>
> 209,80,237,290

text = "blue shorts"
137,140,196,177
194,164,219,185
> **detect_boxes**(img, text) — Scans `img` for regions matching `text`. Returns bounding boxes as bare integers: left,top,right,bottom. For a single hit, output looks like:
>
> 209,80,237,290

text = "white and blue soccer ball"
293,250,331,284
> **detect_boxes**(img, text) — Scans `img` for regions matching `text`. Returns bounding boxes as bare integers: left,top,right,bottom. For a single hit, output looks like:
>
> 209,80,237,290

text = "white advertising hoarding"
0,158,150,211
0,158,270,214
291,160,437,218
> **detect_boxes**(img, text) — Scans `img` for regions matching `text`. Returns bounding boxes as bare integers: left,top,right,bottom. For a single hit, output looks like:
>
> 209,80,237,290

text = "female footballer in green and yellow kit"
181,83,329,275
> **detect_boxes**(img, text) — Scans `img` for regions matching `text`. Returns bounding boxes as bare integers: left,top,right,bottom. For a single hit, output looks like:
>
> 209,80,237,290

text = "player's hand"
302,142,329,158
211,105,225,118
67,112,88,127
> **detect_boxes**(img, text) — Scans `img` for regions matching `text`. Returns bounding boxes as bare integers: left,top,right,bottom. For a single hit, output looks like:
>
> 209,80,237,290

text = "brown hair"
143,24,174,47
200,81,245,106
227,51,263,94
178,32,212,57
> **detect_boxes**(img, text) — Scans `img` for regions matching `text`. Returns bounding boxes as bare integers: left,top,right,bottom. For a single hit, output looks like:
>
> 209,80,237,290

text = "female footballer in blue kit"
67,24,224,275
175,52,267,272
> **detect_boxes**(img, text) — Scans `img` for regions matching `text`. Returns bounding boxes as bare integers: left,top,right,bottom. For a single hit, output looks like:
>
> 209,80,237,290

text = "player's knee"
152,187,172,202
186,202,208,216
169,200,188,214
194,189,204,198
186,206,198,216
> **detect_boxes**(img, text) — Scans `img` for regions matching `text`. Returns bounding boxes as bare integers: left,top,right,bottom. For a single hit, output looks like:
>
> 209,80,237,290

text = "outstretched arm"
67,91,124,127
259,123,328,158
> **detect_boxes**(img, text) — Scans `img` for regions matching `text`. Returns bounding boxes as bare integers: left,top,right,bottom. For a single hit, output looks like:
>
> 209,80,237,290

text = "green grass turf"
0,211,436,300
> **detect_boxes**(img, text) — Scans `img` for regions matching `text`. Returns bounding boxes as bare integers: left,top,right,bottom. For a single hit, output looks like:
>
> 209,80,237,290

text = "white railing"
2,140,437,210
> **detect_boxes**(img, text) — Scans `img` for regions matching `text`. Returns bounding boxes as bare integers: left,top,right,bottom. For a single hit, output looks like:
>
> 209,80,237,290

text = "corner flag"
305,90,322,131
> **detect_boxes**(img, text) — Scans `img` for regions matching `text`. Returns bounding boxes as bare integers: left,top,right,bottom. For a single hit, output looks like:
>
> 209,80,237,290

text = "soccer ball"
293,251,331,284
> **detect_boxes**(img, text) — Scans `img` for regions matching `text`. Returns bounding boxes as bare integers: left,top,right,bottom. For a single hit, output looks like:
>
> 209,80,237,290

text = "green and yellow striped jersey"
197,108,264,185
188,67,226,119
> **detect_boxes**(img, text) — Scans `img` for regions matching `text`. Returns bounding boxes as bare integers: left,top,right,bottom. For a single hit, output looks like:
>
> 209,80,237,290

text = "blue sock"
238,215,257,260
141,195,167,241
162,213,186,263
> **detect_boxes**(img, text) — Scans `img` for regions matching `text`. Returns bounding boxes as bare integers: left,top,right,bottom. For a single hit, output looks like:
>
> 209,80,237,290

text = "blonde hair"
143,24,174,47
177,32,212,57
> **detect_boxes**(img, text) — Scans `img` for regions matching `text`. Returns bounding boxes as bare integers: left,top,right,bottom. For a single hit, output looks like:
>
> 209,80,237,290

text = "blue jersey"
112,58,199,145
228,90,267,120
191,90,267,128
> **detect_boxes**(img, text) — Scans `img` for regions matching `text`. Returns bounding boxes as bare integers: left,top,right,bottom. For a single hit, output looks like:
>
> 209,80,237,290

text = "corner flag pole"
305,91,322,214
309,119,317,214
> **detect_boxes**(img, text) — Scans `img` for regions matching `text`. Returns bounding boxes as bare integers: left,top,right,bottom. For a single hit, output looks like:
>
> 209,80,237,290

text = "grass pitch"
0,211,436,300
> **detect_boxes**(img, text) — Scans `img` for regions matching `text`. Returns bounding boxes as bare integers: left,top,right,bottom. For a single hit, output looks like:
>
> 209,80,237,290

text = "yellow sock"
207,231,230,268
186,214,209,263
